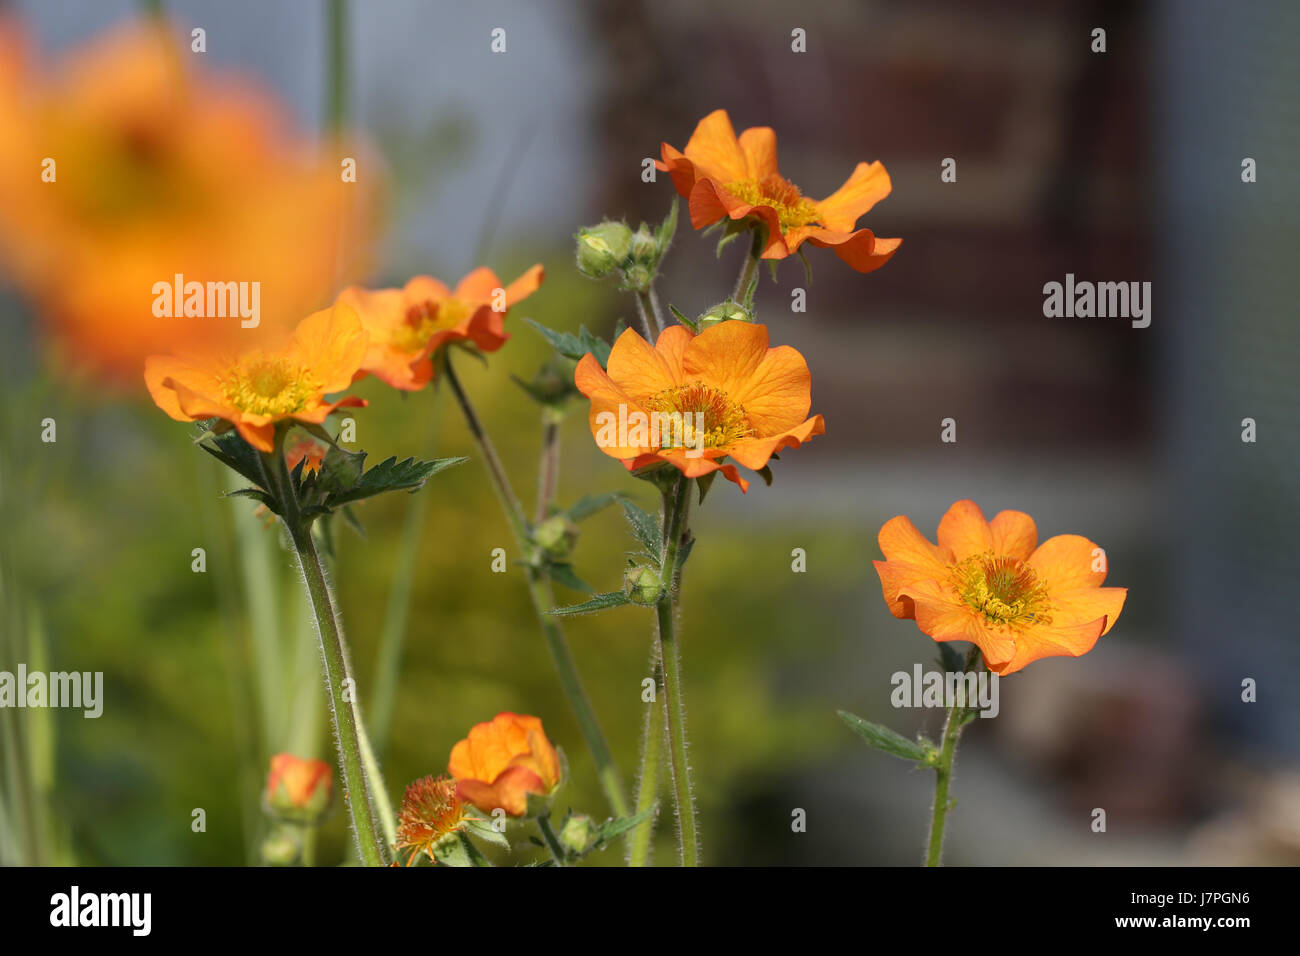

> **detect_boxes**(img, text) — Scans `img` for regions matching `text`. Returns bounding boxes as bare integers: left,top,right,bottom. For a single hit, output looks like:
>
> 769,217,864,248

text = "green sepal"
695,471,718,505
668,303,700,333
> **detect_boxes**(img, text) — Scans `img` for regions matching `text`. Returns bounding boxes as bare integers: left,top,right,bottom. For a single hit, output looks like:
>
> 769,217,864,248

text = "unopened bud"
629,224,658,265
623,564,664,606
575,221,633,279
559,813,597,855
697,298,754,330
534,515,580,558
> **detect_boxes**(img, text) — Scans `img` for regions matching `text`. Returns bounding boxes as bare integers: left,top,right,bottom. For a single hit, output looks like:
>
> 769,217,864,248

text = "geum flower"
574,320,824,493
265,753,331,817
394,775,468,865
449,712,561,817
336,264,544,390
656,109,900,273
144,302,367,452
874,500,1127,676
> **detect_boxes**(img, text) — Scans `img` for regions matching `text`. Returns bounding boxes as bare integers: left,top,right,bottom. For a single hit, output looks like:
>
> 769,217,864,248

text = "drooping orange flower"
574,321,825,493
448,712,561,817
656,109,900,273
143,302,367,452
394,775,469,866
266,753,332,813
873,500,1127,676
0,18,379,383
336,264,544,390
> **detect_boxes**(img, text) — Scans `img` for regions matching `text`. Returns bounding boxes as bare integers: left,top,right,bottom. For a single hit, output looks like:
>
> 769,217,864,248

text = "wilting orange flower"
448,712,561,817
266,753,332,812
873,500,1127,676
144,302,367,452
394,775,469,865
337,264,544,390
574,321,825,493
656,109,900,273
0,18,378,383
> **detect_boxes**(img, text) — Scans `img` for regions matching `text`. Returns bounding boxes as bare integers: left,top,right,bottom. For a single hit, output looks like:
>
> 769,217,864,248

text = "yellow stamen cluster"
395,775,468,866
391,298,475,354
953,553,1053,630
724,172,822,231
644,381,754,449
222,357,317,416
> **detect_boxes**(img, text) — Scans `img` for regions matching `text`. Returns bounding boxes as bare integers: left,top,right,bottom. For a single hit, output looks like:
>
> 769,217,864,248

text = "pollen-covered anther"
953,553,1053,629
724,172,822,230
222,357,318,417
644,381,754,449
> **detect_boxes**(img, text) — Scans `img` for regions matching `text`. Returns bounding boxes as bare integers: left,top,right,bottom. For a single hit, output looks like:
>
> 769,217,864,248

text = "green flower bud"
522,355,579,405
575,221,633,279
259,826,302,866
697,298,754,330
623,564,664,606
534,514,580,558
629,224,659,265
558,813,597,856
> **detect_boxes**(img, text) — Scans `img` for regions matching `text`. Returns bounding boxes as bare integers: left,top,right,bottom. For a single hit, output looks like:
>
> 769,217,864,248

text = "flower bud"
534,514,580,559
575,221,633,279
623,564,664,606
628,224,659,265
259,825,303,866
697,298,754,330
449,712,562,818
265,753,332,823
558,813,597,856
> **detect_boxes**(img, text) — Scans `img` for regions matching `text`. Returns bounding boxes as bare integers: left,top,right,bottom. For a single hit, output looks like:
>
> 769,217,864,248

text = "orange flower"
337,264,544,390
266,753,332,813
574,321,825,492
448,712,561,817
873,500,1127,676
0,19,379,383
143,302,367,452
394,775,469,865
284,434,327,475
656,109,900,273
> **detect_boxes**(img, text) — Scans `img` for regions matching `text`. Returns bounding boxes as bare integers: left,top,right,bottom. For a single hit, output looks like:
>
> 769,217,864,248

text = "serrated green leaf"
543,561,593,593
198,429,266,488
620,500,662,561
837,710,927,762
524,318,612,367
224,487,279,513
322,455,466,509
547,591,631,617
591,809,654,847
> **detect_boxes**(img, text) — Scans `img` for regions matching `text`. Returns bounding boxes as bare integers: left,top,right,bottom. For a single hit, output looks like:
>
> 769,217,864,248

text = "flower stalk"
924,646,980,867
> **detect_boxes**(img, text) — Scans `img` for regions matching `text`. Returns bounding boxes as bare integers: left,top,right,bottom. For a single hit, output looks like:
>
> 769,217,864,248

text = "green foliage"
837,710,932,765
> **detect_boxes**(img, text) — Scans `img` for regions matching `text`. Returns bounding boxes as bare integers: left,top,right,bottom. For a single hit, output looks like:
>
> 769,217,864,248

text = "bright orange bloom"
394,775,469,865
574,321,825,493
336,265,544,390
448,712,561,817
656,109,900,273
873,500,1127,676
0,19,378,383
143,302,367,452
266,753,332,811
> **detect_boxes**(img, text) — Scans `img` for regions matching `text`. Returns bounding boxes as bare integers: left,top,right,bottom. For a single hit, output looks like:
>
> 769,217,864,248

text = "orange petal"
654,324,693,379
936,500,994,560
681,320,769,405
402,274,452,304
900,578,1017,670
728,342,814,437
815,160,892,231
991,618,1107,676
799,227,900,273
737,126,778,179
451,266,502,304
502,263,544,307
289,303,367,395
681,109,747,183
605,326,681,400
722,415,824,470
1028,534,1109,591
1049,586,1127,635
627,452,749,492
989,510,1038,560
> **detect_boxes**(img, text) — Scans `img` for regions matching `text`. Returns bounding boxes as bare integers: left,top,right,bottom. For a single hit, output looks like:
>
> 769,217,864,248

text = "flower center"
643,382,754,449
222,357,317,416
724,173,822,230
953,553,1053,629
391,298,474,354
396,776,467,864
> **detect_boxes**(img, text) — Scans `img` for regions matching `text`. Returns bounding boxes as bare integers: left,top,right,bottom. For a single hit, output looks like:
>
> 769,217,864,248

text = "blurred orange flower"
574,321,825,493
284,434,328,475
143,302,367,452
337,264,544,390
0,18,378,383
266,753,331,813
873,500,1127,676
656,109,900,273
394,775,468,865
448,712,561,817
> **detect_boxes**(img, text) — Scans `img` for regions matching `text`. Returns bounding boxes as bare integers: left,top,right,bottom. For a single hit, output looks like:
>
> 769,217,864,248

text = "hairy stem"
925,647,980,866
627,660,664,867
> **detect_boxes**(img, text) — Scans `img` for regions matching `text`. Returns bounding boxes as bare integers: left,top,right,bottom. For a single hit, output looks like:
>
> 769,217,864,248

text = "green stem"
536,411,561,523
635,288,664,339
657,475,697,865
356,715,397,851
627,661,664,867
924,648,980,867
733,230,763,300
270,444,385,867
537,814,567,866
325,0,349,135
443,356,630,819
